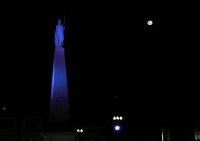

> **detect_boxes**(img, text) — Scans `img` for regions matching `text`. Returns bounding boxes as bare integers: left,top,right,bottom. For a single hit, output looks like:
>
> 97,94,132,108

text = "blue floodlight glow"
114,125,121,132
50,46,70,123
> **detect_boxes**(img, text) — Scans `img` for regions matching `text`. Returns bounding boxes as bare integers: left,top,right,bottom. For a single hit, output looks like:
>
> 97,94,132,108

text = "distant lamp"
3,106,6,111
113,116,123,121
116,116,119,120
77,128,83,133
147,20,153,26
114,125,121,131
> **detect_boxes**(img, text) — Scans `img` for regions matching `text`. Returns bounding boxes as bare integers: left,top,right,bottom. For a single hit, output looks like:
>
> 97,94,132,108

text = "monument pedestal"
40,132,76,141
49,46,70,124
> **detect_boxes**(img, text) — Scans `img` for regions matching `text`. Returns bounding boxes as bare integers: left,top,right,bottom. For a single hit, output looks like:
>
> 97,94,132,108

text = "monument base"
50,46,70,124
40,132,76,141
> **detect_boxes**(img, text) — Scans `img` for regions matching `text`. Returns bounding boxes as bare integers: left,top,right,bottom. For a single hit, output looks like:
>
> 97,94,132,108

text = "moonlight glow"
147,20,153,26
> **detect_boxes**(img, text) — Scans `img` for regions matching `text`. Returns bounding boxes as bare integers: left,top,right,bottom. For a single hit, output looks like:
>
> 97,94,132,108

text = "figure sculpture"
54,19,65,47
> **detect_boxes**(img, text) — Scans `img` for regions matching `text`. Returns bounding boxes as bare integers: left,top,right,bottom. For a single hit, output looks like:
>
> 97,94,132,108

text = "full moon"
147,20,153,26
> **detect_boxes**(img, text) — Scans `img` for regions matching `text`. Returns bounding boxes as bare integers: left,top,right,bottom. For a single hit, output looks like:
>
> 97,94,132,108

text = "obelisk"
49,18,70,124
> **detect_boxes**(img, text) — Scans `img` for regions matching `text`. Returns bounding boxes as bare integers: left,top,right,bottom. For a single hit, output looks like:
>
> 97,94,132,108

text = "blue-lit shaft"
50,46,70,123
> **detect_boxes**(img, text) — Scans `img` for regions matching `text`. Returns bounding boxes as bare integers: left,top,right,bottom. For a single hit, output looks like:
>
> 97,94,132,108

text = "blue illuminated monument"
50,18,70,123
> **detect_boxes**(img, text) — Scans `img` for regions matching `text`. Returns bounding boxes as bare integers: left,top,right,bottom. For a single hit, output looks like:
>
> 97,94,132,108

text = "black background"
0,1,199,139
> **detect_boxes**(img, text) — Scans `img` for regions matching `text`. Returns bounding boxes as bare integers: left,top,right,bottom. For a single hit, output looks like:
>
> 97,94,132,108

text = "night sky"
0,1,199,131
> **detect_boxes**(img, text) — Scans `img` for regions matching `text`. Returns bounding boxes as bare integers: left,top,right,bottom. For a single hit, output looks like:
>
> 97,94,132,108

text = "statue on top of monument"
54,18,65,47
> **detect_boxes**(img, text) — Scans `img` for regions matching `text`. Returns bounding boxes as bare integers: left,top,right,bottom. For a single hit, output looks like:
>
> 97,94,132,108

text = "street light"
116,116,119,120
162,128,164,141
77,128,84,133
113,124,121,132
113,116,123,121
114,125,120,131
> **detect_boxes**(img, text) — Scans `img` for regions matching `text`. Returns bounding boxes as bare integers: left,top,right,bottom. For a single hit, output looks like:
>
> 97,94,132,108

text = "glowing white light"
116,116,119,120
147,20,153,26
114,125,121,131
113,116,116,120
80,129,83,132
77,129,80,132
119,116,123,120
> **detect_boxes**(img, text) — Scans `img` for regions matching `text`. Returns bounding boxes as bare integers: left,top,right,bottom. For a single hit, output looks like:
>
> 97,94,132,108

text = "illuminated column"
49,46,70,123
